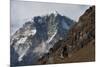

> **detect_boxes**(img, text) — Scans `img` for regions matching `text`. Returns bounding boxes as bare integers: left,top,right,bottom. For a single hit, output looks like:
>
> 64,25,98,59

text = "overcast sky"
11,1,91,35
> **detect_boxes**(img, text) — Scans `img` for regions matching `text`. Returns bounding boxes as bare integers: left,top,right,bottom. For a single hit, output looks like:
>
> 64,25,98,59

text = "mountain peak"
52,10,58,14
48,10,59,16
11,10,75,66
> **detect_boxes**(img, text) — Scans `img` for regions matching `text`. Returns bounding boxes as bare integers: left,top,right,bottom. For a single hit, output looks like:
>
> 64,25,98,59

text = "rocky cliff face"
10,11,74,66
38,6,95,64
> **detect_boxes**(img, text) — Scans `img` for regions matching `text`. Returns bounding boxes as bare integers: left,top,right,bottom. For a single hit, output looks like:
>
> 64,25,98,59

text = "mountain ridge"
10,12,75,66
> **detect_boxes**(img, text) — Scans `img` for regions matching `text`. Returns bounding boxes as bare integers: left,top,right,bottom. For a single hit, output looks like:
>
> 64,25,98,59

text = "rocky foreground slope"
38,6,95,64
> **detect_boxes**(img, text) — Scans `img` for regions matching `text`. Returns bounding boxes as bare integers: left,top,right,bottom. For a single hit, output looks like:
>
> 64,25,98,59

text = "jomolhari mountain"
10,6,95,66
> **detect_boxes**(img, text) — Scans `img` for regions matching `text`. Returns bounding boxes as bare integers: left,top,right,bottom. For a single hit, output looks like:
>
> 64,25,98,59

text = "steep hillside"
38,6,95,64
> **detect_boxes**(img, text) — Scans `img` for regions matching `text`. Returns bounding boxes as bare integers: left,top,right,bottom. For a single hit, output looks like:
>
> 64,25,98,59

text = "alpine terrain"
10,11,75,66
38,6,95,64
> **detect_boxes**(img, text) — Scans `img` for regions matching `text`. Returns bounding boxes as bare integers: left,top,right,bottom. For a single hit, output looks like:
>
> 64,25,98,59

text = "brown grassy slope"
53,39,95,64
38,6,95,64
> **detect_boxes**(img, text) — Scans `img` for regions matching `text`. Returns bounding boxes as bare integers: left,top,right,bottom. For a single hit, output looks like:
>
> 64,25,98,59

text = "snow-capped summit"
11,12,74,66
48,10,59,17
